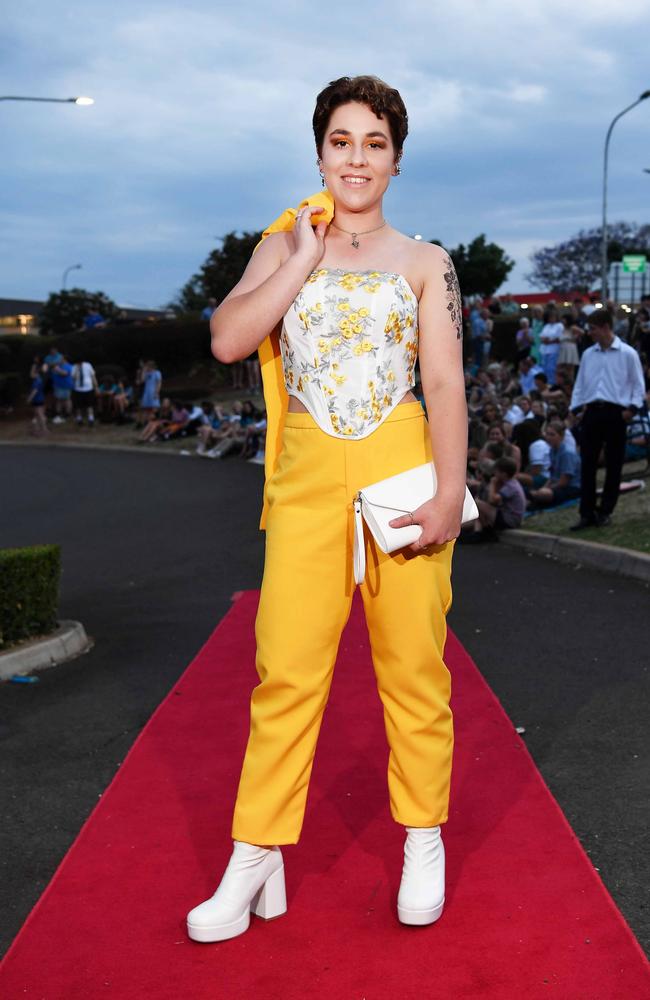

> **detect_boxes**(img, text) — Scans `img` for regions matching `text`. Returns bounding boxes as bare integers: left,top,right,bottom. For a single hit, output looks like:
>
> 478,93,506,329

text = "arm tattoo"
442,256,463,339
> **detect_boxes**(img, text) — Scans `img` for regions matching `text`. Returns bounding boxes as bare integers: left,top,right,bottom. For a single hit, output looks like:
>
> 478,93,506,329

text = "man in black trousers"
569,308,646,530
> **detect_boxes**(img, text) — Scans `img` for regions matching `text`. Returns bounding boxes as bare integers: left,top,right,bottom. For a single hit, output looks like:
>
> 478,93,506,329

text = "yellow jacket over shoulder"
253,189,334,529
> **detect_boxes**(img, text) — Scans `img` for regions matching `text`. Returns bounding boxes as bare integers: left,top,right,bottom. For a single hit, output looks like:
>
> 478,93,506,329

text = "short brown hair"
587,308,612,329
312,75,408,160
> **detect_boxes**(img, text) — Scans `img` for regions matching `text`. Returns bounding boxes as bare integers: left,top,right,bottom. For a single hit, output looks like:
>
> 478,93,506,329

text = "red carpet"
1,590,648,999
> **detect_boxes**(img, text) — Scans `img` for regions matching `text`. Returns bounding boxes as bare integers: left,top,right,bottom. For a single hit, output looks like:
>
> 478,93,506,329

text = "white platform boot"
397,825,445,925
186,841,287,942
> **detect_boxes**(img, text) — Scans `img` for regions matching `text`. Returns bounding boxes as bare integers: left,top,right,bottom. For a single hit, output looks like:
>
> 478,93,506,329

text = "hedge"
0,544,61,649
0,320,229,391
0,315,521,402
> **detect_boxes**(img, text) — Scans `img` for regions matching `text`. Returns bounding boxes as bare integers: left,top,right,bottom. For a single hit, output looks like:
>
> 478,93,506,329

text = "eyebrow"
328,128,389,139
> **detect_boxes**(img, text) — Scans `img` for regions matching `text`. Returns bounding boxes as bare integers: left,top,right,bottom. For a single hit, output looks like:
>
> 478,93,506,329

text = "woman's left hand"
388,494,464,553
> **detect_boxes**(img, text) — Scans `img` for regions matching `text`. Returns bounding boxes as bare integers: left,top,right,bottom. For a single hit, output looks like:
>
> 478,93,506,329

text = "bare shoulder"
413,240,453,277
257,230,293,265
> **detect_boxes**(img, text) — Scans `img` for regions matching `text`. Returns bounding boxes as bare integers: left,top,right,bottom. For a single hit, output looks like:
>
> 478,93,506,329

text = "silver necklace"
330,218,387,249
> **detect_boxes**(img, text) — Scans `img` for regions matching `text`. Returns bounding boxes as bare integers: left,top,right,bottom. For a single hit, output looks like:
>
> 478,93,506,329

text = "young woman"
186,75,467,941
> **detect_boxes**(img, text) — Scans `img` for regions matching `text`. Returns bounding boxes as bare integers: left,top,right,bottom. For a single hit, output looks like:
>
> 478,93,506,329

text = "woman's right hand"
291,206,328,270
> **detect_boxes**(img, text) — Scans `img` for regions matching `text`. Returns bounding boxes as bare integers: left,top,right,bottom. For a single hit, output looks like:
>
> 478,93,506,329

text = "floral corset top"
280,266,419,438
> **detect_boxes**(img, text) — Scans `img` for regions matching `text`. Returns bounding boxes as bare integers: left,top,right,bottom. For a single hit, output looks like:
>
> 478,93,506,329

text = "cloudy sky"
3,0,649,308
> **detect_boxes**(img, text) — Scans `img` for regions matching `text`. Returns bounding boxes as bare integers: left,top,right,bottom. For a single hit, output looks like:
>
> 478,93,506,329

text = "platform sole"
397,897,445,926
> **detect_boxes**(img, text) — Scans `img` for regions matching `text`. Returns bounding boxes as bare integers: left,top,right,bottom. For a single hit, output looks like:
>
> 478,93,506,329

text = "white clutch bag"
353,462,479,584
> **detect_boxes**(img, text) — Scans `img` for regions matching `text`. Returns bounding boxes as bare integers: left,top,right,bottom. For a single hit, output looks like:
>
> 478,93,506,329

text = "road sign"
622,254,647,274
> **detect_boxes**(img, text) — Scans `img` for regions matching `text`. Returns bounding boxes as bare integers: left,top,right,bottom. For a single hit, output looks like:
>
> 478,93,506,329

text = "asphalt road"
1,444,648,958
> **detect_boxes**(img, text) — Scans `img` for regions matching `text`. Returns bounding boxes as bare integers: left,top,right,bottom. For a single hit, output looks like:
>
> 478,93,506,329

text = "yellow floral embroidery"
282,268,418,438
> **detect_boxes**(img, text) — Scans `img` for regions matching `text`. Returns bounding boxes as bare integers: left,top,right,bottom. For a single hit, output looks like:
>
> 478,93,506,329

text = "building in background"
0,299,169,336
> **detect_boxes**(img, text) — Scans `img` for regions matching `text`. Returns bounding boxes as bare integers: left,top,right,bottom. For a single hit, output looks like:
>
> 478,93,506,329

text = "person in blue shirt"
528,420,581,508
82,309,106,330
469,305,486,370
51,354,74,423
201,298,217,321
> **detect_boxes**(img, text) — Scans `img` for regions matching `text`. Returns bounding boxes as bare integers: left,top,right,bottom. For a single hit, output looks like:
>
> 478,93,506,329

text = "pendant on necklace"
351,234,360,249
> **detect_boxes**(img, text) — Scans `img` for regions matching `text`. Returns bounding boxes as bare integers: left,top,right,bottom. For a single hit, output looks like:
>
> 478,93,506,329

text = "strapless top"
279,266,419,438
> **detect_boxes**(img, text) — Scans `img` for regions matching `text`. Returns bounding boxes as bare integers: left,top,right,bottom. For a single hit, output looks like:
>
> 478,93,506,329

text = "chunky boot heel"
397,825,445,926
251,864,287,920
186,841,286,943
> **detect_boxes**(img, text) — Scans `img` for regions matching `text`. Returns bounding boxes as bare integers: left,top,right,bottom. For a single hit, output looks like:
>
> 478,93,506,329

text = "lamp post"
601,90,650,301
62,264,82,290
0,95,94,105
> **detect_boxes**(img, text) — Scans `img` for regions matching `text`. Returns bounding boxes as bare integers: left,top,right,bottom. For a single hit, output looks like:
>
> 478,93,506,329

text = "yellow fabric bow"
253,188,335,529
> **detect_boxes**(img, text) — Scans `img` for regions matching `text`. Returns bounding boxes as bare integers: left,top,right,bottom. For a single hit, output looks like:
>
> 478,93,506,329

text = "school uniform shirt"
52,361,73,390
528,438,551,475
73,361,96,392
570,336,645,410
498,478,527,527
549,441,581,487
519,364,544,394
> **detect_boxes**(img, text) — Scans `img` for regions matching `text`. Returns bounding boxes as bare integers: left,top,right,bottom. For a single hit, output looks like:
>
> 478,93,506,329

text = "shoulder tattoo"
442,255,463,339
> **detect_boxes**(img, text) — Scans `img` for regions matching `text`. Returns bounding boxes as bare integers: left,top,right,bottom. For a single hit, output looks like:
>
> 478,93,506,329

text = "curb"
0,439,187,458
500,529,650,585
0,621,93,680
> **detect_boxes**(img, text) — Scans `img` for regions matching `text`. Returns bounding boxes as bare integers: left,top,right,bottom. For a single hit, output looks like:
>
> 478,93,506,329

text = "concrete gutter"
0,621,93,680
501,529,650,586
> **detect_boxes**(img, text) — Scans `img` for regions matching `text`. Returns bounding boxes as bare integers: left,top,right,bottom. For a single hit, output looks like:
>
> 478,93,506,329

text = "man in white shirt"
71,358,98,427
569,309,646,529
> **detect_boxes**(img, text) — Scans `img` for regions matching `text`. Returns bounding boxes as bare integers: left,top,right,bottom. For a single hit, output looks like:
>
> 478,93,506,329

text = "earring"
320,172,325,188
395,161,402,175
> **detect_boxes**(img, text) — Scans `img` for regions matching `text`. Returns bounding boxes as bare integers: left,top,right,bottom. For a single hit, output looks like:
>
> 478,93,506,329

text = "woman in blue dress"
139,359,162,421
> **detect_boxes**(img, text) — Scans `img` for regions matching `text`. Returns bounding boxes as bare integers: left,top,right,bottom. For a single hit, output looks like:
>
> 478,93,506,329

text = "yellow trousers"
231,401,456,845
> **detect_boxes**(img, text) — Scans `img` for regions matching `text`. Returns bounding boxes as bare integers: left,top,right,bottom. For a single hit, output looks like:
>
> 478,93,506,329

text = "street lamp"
0,95,94,105
62,264,82,289
601,89,650,301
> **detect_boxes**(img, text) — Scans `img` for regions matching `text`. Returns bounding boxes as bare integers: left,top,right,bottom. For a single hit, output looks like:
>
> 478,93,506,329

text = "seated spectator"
203,400,263,458
462,457,527,542
159,400,190,440
111,380,131,423
517,355,544,394
504,394,534,427
477,422,522,472
183,402,210,436
237,413,267,459
138,397,173,442
97,377,116,420
511,408,544,468
625,408,650,461
196,404,230,454
528,421,581,508
516,428,551,494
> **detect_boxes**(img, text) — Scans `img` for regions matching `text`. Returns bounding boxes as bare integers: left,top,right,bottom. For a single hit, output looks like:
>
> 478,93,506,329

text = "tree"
171,230,263,314
432,235,515,298
525,222,650,293
39,288,119,336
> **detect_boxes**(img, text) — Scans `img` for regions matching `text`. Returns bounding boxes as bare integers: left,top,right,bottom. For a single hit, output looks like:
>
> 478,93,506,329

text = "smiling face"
319,101,398,210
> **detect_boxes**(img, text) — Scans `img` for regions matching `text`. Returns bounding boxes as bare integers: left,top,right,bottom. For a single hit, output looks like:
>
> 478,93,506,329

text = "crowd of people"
460,296,649,541
25,347,268,461
24,294,650,538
